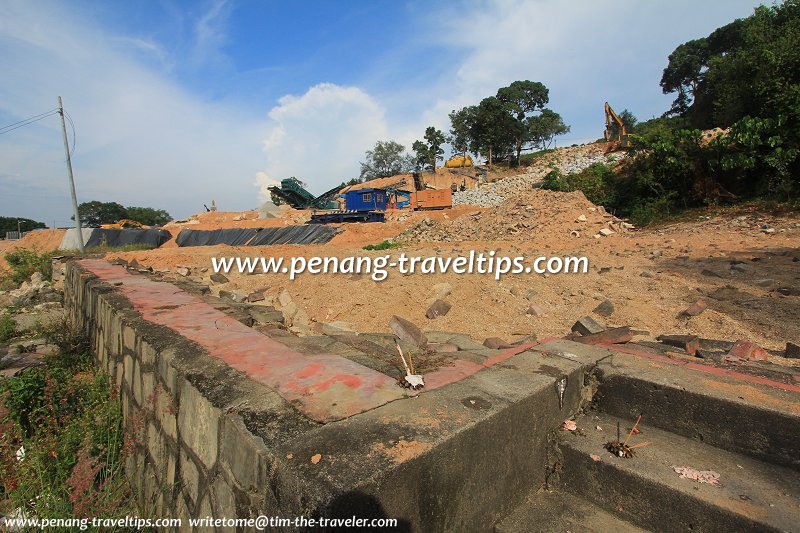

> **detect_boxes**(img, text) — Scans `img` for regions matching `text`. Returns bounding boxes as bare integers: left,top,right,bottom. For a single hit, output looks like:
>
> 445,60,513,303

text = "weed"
38,316,92,371
1,248,55,286
363,240,402,251
0,317,134,520
0,312,16,342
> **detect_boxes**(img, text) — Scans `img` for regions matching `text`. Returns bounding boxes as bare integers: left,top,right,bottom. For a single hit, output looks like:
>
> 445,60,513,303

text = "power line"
0,109,59,135
64,110,77,156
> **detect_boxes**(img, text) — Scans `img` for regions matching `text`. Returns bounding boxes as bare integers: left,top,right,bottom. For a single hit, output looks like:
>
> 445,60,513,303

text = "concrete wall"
64,261,281,527
64,259,602,531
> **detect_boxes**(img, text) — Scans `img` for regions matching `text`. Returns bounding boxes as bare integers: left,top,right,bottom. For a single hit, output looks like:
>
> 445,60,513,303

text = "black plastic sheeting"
175,228,259,247
249,225,339,246
84,228,172,248
175,225,339,247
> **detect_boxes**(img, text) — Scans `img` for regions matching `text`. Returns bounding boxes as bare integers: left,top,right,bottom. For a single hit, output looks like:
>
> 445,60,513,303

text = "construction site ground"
2,186,799,361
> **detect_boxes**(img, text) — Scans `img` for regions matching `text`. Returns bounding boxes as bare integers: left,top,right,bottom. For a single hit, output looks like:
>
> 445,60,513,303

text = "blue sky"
0,0,763,225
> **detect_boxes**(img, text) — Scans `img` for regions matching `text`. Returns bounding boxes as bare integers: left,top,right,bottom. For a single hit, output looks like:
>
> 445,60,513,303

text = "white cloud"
0,1,267,223
416,0,761,145
256,83,388,201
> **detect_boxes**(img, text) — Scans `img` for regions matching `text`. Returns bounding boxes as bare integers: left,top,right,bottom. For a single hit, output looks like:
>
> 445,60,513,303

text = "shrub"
541,168,568,192
1,248,56,286
38,316,92,371
565,163,616,207
0,312,16,342
363,240,402,251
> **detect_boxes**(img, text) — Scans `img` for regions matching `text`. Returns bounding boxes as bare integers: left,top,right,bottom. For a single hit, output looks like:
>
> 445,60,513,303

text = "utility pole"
58,96,84,252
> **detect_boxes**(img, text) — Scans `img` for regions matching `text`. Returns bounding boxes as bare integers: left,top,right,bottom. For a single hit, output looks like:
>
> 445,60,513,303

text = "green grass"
0,316,135,521
0,312,16,342
363,240,402,251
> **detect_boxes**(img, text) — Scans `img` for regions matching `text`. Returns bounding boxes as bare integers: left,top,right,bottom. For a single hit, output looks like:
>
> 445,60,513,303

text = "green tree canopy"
412,127,446,172
527,108,570,151
125,206,172,226
73,201,171,227
448,80,569,166
0,217,46,235
359,140,415,181
75,201,128,227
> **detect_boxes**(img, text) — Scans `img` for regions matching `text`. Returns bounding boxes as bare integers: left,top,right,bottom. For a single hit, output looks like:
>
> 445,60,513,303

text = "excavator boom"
604,101,630,151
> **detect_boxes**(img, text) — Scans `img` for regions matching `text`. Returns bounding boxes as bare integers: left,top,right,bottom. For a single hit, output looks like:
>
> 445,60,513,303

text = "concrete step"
556,411,800,532
593,349,800,470
494,489,646,533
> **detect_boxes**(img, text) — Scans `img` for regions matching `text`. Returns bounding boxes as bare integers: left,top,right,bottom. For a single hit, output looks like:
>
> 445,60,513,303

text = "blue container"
343,188,389,211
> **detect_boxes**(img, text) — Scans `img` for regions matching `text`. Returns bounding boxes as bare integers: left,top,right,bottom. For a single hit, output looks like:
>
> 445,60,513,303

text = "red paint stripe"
600,343,800,394
421,338,558,392
79,260,405,422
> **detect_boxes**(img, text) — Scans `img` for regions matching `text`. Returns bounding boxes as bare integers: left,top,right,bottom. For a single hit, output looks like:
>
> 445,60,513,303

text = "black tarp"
84,228,172,248
248,225,339,246
175,225,339,247
175,228,259,247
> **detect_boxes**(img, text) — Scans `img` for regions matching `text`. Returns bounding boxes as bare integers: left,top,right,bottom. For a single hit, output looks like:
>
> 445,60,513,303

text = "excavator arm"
604,102,630,151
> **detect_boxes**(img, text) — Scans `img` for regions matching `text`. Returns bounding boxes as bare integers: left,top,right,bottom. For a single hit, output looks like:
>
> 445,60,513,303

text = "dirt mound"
399,189,631,242
0,229,66,269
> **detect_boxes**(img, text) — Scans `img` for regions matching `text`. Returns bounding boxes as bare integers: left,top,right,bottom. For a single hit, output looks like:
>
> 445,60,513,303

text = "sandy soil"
0,229,66,270
101,198,800,357
3,162,798,360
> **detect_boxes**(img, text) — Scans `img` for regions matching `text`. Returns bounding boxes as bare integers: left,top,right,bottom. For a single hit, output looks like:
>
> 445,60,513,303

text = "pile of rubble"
0,272,62,309
400,188,633,243
453,144,625,207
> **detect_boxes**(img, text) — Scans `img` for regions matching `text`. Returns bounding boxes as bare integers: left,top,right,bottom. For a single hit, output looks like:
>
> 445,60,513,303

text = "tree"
125,206,172,226
497,80,557,165
75,201,128,227
448,107,477,157
473,97,516,167
359,141,414,181
527,109,570,151
660,38,710,118
412,127,446,173
605,109,637,141
0,217,46,235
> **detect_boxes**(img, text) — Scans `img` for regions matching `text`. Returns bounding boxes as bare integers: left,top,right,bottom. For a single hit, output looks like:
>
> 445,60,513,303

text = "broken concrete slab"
592,300,614,317
218,290,247,303
321,321,358,336
785,342,800,359
278,289,293,307
483,337,514,350
389,315,428,350
426,299,452,319
681,299,708,317
210,273,229,283
430,343,459,353
775,286,800,296
657,334,701,356
598,228,614,237
246,290,266,303
728,339,769,361
526,304,546,316
572,327,632,346
247,306,284,326
571,316,605,336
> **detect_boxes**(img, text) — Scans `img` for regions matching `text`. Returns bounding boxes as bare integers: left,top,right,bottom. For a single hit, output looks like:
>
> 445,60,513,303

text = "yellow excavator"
604,102,630,152
100,219,147,229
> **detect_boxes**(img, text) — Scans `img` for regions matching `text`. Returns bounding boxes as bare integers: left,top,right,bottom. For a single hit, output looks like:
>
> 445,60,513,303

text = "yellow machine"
100,219,147,229
444,154,474,168
604,102,630,152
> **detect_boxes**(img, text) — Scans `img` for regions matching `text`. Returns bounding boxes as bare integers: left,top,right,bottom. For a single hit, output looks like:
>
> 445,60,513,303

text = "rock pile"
400,188,631,243
0,272,62,308
453,144,625,207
